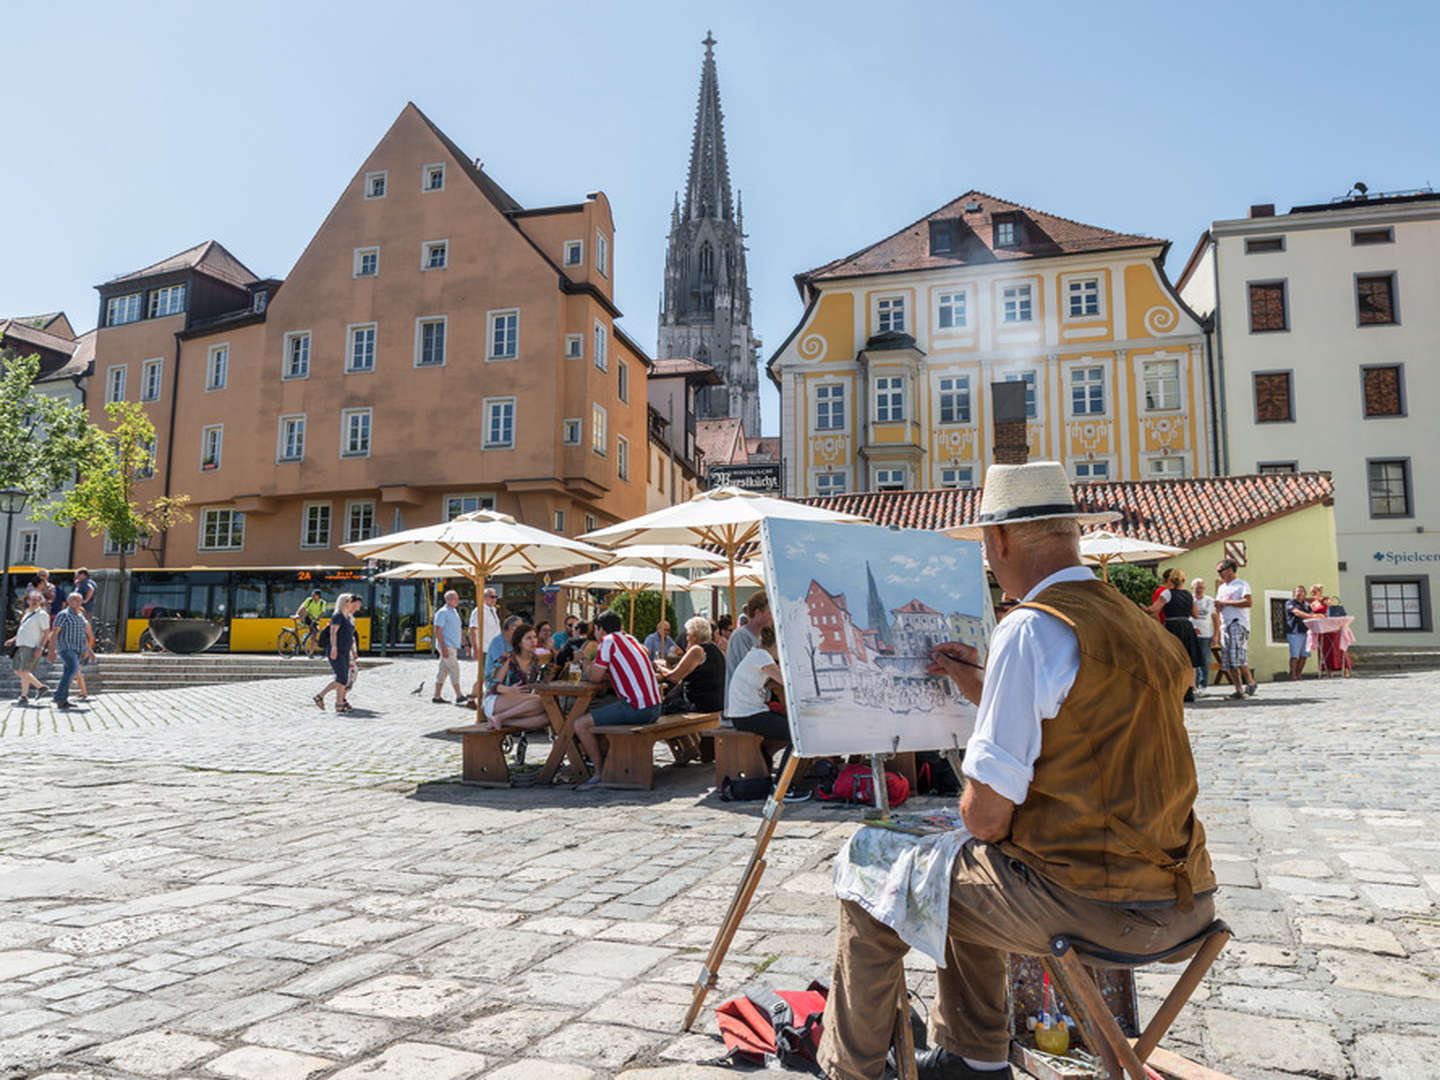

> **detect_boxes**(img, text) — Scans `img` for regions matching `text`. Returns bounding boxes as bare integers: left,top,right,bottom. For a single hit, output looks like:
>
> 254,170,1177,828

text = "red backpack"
715,982,829,1069
814,763,909,808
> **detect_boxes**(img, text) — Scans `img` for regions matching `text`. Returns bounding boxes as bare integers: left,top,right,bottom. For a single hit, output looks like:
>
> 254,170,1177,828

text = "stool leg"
1134,929,1230,1062
892,967,918,1080
1049,950,1148,1080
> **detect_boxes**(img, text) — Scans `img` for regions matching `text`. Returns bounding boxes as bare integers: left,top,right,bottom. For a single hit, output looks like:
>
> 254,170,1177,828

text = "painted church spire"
684,30,734,223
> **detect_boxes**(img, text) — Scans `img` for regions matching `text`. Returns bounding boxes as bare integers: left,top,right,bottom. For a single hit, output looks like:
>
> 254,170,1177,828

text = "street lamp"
0,486,30,637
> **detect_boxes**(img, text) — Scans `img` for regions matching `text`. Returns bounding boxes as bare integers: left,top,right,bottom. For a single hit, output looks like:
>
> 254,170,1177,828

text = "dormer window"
929,220,959,255
993,213,1022,249
251,290,268,314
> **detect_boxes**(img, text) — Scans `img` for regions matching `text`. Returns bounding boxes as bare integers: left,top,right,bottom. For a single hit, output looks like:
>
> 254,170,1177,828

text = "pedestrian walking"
432,589,465,704
6,589,50,705
71,569,96,615
1190,577,1218,690
314,593,358,712
44,592,93,710
1148,568,1202,701
1214,559,1256,698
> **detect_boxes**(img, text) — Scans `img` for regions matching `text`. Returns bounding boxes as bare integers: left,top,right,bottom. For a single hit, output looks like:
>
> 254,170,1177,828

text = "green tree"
607,590,677,642
42,402,192,643
1106,563,1161,609
0,352,106,505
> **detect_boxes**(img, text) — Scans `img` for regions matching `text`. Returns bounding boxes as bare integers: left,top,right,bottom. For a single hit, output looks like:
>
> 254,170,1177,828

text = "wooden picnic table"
531,680,600,785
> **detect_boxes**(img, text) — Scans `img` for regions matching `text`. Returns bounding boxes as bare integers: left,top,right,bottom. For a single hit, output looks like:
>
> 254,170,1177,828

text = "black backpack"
316,623,332,651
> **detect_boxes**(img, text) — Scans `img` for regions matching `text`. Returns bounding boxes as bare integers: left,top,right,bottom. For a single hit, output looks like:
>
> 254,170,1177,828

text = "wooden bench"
700,727,769,786
447,724,532,787
598,711,721,790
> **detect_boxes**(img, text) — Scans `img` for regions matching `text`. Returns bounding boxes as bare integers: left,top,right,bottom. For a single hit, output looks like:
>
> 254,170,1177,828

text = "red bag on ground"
715,981,829,1067
814,763,909,808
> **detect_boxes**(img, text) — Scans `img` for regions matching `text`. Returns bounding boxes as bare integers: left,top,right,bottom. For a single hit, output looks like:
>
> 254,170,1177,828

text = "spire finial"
703,30,716,54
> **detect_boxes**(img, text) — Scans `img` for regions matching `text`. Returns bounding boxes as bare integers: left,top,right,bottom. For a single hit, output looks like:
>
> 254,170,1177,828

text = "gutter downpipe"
66,371,84,568
159,332,183,566
1208,240,1231,475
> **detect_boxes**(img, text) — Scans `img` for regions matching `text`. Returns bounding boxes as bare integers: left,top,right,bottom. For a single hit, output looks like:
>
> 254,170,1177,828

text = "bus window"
231,573,268,619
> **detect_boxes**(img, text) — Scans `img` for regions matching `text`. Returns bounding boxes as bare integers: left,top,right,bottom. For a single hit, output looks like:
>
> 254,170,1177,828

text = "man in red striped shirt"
574,610,663,788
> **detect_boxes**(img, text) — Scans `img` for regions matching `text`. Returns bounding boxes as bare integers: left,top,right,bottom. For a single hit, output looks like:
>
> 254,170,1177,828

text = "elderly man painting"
816,462,1216,1080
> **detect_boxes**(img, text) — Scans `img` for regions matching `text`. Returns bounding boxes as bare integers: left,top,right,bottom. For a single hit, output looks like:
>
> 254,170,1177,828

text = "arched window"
698,242,714,282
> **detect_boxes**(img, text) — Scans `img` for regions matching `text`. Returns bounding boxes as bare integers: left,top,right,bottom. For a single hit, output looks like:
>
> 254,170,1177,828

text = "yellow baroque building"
768,191,1212,495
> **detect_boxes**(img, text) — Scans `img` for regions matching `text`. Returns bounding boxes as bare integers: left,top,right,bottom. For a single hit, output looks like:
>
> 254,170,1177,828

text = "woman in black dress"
658,615,726,714
315,593,358,713
1149,568,1202,701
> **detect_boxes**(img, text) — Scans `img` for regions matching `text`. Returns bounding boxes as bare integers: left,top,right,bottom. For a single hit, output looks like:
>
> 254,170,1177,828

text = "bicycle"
277,617,325,659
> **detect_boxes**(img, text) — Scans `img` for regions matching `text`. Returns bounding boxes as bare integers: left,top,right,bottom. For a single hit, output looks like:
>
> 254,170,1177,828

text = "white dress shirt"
961,565,1090,805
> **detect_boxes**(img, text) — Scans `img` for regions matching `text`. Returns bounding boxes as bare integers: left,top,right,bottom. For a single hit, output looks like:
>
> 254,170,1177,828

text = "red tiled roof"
802,190,1162,284
696,417,747,467
0,319,78,357
105,239,258,290
747,436,781,460
651,356,722,383
893,598,942,616
807,578,850,613
802,473,1334,551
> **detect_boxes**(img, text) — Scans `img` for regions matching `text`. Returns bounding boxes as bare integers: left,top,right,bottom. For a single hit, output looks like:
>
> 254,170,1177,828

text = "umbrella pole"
471,566,486,727
727,552,738,625
660,564,669,637
628,589,636,634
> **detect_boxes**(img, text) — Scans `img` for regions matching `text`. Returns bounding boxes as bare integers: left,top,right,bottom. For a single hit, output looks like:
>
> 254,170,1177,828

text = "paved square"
0,658,1437,1078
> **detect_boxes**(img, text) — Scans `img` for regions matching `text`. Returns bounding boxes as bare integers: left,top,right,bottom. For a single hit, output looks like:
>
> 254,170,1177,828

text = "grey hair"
332,592,353,618
684,615,712,643
1191,578,1205,591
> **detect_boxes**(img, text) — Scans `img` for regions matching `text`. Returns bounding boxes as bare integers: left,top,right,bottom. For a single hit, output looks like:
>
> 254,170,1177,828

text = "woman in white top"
725,627,789,773
1189,577,1220,690
6,590,51,705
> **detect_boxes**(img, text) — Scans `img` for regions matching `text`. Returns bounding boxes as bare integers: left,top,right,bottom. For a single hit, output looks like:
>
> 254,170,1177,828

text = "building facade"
657,33,761,434
78,104,650,581
1179,189,1440,646
770,192,1212,497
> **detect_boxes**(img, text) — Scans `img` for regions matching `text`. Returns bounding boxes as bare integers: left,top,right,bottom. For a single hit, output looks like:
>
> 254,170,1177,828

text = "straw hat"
946,461,1120,539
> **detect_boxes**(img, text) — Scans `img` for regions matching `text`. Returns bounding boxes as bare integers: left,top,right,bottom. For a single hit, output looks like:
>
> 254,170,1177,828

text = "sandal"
337,702,354,713
313,694,325,710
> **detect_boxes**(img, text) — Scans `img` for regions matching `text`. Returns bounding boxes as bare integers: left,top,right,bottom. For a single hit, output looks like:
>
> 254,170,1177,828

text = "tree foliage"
1106,563,1161,609
0,352,107,506
607,590,678,642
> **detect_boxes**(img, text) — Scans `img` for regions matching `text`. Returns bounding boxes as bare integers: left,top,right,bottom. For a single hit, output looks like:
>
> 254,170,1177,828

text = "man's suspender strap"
1013,600,1078,627
1107,814,1198,913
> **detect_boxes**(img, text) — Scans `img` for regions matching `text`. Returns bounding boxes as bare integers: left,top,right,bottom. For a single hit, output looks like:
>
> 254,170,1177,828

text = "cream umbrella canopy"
375,562,451,579
1079,529,1187,582
606,543,726,619
581,487,868,620
687,560,766,594
555,565,667,633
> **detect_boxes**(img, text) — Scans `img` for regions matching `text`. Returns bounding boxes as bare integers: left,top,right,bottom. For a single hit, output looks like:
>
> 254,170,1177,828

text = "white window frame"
148,284,186,318
134,438,156,480
564,239,583,267
444,494,495,521
553,510,566,532
421,239,449,271
198,508,244,552
595,230,609,277
873,375,905,423
937,375,971,426
364,170,387,199
617,434,630,480
346,322,378,374
1072,459,1111,483
1062,274,1105,321
1069,365,1107,418
939,466,974,489
814,382,846,431
353,246,380,278
1143,358,1182,412
1368,578,1426,632
487,308,519,361
593,320,608,372
875,294,907,334
1001,283,1034,324
815,472,847,497
562,418,581,445
300,502,331,549
105,364,126,403
874,467,907,491
105,293,141,326
617,358,629,403
205,344,228,391
283,331,311,380
935,289,968,331
104,531,139,557
141,357,164,401
340,407,372,458
584,513,597,533
200,424,222,471
422,162,445,192
18,529,38,564
344,500,376,543
592,402,608,456
1146,455,1186,479
564,333,583,359
277,414,306,463
483,396,516,449
414,316,447,368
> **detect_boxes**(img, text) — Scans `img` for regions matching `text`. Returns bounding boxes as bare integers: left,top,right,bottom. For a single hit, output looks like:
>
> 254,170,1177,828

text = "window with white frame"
1148,456,1185,478
592,402,607,455
815,383,845,430
345,501,376,543
105,365,126,403
423,240,448,270
284,332,310,378
938,375,971,424
584,513,597,533
488,310,518,360
415,317,446,367
617,359,629,403
19,530,38,564
994,218,1019,247
593,320,608,371
1073,460,1109,483
133,438,156,480
484,397,515,449
148,284,186,318
564,240,583,267
1003,371,1038,418
341,408,371,457
595,230,608,277
105,293,141,326
365,170,386,198
564,334,583,359
936,290,967,330
562,418,581,444
201,424,222,470
1067,277,1101,318
939,467,974,489
141,358,163,401
301,503,331,548
874,375,905,423
876,295,906,334
445,494,495,520
252,290,268,313
200,508,243,551
347,324,377,372
553,510,565,532
617,435,630,480
205,345,227,391
104,532,139,557
278,415,306,462
1001,284,1033,323
1143,359,1180,410
423,163,445,191
874,468,906,492
353,247,379,277
1070,366,1105,416
816,472,847,497
1369,579,1427,631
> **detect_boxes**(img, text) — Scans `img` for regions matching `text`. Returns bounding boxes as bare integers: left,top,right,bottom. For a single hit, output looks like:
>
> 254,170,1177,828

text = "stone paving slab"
0,663,1436,1077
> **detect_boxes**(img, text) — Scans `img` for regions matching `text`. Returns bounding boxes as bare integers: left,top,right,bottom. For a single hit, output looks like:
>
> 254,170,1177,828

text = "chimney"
1249,203,1275,218
990,381,1029,465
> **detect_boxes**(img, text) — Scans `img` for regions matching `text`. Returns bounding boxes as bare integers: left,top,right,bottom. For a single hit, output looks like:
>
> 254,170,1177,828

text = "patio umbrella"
342,510,610,724
607,543,726,615
581,487,868,621
687,560,766,593
1079,529,1187,582
375,562,451,579
555,565,668,633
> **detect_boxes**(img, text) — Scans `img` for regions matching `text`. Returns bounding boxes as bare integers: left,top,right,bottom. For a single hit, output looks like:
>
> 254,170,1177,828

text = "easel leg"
870,753,890,816
682,754,802,1031
893,967,918,1080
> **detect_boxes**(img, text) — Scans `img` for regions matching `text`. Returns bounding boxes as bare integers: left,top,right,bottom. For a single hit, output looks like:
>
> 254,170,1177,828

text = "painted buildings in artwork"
889,598,947,660
770,192,1211,496
803,578,870,692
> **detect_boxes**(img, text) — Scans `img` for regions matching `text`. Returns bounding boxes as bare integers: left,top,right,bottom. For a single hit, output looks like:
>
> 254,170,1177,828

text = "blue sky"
4,1,1436,438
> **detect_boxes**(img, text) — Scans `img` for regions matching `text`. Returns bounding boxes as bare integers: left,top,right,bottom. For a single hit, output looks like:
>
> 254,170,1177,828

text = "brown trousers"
816,840,1215,1080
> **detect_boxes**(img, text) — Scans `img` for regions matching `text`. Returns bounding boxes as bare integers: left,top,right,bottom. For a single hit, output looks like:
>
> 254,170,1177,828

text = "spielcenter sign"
1373,549,1440,566
708,463,783,493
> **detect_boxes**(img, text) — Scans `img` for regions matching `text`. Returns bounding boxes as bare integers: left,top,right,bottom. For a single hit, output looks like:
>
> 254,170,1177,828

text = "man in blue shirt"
1284,584,1316,682
485,614,523,689
432,590,464,704
643,619,681,661
45,592,94,710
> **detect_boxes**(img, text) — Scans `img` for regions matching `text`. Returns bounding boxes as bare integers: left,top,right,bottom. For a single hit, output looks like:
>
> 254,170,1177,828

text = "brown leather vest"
998,579,1216,910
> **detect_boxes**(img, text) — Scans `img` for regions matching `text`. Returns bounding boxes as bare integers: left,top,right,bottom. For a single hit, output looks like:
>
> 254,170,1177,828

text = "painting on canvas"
761,517,995,758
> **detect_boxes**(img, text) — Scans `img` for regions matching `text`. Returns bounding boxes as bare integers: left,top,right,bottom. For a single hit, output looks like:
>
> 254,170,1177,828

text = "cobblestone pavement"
0,661,1437,1079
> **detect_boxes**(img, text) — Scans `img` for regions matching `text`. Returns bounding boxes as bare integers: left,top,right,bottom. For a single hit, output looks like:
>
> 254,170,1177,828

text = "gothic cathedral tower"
658,33,761,435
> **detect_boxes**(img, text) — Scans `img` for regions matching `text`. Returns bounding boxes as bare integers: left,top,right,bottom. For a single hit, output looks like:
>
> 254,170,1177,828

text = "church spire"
684,30,733,223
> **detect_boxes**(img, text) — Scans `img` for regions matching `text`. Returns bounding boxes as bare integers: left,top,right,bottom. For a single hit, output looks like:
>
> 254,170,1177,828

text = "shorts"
13,646,38,673
1287,632,1311,659
482,694,498,721
329,654,351,683
592,700,661,727
1220,623,1249,669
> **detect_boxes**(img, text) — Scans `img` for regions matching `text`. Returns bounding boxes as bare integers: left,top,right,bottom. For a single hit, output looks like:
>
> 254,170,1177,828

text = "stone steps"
0,654,390,694
1349,646,1440,672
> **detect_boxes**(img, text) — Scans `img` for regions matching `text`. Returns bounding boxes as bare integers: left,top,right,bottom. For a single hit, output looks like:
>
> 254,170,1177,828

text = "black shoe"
432,696,447,704
35,687,51,699
1245,682,1257,696
55,700,72,710
916,1046,1012,1080
1183,688,1195,703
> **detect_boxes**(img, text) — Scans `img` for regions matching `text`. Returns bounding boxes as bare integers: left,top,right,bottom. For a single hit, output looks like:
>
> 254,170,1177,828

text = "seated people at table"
658,616,726,714
724,592,772,685
554,621,588,669
579,621,601,663
725,626,789,773
714,613,733,654
817,462,1214,1080
553,615,577,653
644,620,682,661
573,610,663,788
535,620,555,663
481,622,550,731
465,613,521,707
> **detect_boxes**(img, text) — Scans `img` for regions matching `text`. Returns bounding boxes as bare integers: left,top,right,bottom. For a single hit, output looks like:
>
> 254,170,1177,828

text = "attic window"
929,220,959,255
993,214,1022,249
365,171,387,199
